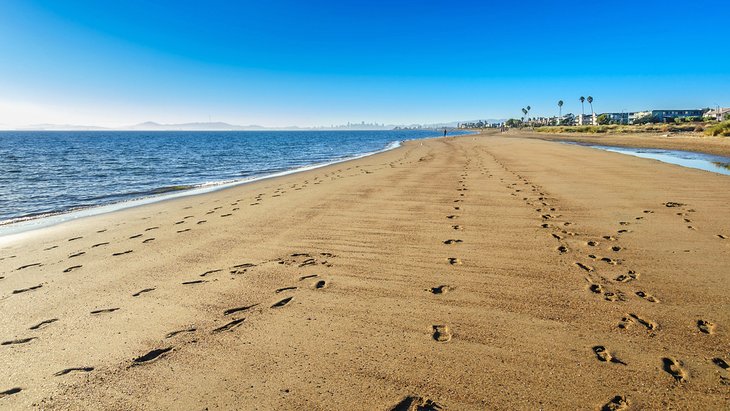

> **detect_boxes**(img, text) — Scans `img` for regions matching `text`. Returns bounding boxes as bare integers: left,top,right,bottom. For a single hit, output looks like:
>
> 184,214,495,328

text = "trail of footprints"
1,249,336,399
484,149,726,404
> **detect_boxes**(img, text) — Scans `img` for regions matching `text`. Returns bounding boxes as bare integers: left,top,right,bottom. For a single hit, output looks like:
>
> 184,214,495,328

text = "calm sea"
0,130,468,225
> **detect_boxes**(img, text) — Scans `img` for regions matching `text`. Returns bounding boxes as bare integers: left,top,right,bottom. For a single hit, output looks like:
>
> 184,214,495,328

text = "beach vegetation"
505,118,522,127
535,122,714,135
596,114,610,125
704,121,730,137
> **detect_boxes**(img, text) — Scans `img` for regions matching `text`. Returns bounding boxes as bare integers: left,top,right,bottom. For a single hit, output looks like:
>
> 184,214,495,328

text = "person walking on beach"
443,128,447,137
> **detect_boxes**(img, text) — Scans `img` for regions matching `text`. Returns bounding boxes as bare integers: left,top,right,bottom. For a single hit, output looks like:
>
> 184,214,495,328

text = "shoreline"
0,134,456,240
1,133,728,409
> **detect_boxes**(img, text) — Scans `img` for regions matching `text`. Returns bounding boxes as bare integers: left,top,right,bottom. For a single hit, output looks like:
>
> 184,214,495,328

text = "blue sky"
0,0,728,127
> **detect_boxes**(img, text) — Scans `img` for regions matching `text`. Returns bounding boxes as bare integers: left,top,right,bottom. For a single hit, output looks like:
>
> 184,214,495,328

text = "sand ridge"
1,132,729,409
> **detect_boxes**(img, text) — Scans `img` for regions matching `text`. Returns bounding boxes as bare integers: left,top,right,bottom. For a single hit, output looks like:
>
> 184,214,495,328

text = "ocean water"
0,130,467,226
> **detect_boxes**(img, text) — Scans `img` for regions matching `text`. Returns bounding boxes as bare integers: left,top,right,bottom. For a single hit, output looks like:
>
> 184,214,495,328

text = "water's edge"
0,133,466,238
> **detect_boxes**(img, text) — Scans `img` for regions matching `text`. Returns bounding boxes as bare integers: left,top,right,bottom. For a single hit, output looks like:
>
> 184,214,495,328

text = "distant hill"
125,121,267,131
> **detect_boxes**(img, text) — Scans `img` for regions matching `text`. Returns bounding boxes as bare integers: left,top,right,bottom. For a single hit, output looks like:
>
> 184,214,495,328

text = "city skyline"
1,0,728,128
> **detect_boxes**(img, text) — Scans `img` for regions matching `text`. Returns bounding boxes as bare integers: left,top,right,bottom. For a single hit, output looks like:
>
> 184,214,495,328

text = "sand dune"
1,132,728,409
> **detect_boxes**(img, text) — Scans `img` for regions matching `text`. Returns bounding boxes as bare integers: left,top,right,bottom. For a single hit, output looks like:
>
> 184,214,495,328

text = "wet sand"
1,132,729,409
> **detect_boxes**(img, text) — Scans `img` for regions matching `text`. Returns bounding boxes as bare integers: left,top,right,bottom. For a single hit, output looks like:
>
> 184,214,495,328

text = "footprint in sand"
432,325,451,342
575,262,594,272
112,250,133,256
452,225,462,230
314,280,327,289
427,285,452,294
54,367,94,376
697,320,716,334
129,234,143,239
601,257,620,265
12,284,43,294
588,283,603,294
132,288,156,297
592,346,627,365
601,395,629,411
63,265,82,273
662,357,687,382
718,234,728,239
29,318,58,330
90,308,119,315
16,263,42,271
166,328,197,338
200,269,222,277
68,236,83,241
0,387,22,399
388,395,444,411
614,270,639,283
713,357,729,370
619,313,658,331
447,258,462,265
443,239,463,245
212,318,245,333
224,304,258,315
182,279,207,285
142,238,155,243
635,291,660,303
91,242,109,248
275,286,297,293
446,215,458,219
271,297,293,308
557,245,568,254
299,274,318,281
1,337,37,346
132,347,173,365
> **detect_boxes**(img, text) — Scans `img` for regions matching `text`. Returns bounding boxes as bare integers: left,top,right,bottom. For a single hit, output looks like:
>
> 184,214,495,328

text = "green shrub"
704,121,730,137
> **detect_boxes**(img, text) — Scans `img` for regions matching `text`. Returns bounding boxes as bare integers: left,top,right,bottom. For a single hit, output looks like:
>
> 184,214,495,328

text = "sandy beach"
1,132,729,410
508,130,730,157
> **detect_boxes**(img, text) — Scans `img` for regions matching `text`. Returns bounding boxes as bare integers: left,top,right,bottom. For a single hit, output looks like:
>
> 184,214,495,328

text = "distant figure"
443,129,447,137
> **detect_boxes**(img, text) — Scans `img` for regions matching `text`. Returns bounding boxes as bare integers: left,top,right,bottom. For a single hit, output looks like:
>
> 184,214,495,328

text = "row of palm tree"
521,105,531,120
577,96,594,116
520,97,595,124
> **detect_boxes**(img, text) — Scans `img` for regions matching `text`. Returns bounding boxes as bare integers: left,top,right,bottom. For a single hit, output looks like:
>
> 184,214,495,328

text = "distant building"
651,109,705,122
576,113,596,126
599,111,650,124
704,108,730,122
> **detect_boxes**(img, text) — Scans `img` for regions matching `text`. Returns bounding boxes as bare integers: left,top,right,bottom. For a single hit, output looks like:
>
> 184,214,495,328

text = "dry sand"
509,130,730,157
1,132,729,410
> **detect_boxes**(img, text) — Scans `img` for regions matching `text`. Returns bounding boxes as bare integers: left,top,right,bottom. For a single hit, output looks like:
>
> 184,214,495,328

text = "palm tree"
580,96,585,115
558,100,564,122
587,96,594,116
526,105,531,121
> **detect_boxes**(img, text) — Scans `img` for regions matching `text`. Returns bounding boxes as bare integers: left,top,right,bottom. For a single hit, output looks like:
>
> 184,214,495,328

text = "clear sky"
0,0,728,127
